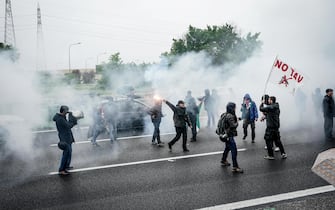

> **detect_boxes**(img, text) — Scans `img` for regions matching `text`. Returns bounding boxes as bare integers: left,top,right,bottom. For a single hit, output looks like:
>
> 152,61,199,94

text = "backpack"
216,113,229,142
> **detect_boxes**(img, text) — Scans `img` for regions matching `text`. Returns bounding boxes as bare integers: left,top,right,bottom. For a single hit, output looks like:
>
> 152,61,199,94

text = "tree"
163,24,262,67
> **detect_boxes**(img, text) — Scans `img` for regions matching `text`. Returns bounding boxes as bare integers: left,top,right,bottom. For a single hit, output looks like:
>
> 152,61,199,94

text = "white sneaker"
264,146,267,150
281,153,287,159
274,147,280,152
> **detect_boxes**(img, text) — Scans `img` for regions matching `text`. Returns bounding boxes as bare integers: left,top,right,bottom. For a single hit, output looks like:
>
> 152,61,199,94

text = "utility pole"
68,42,81,73
4,0,16,47
36,2,47,71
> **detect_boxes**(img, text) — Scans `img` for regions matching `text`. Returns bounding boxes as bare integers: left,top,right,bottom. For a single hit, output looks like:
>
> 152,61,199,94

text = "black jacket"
166,101,191,128
323,95,335,118
53,113,77,144
260,103,280,129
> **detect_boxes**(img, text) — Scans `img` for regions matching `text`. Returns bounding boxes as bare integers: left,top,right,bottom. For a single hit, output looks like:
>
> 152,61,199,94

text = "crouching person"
218,102,243,173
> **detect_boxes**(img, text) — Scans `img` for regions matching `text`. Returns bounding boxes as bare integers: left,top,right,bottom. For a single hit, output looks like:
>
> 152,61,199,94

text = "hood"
53,113,63,122
226,102,236,114
244,93,251,100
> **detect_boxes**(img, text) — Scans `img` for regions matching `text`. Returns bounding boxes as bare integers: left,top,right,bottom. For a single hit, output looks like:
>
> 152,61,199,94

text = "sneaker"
59,171,70,176
183,149,190,152
243,136,247,140
221,161,231,166
264,146,267,150
66,166,74,170
274,147,280,152
158,141,165,144
157,143,164,147
168,143,172,152
151,142,157,145
281,153,287,159
92,142,100,147
264,155,275,160
232,167,244,173
251,140,255,143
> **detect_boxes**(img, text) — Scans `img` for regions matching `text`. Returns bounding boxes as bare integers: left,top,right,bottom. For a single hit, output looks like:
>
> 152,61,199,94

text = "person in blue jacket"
240,93,258,143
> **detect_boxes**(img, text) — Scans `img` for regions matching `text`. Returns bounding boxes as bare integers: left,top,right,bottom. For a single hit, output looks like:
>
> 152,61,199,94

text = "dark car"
87,98,150,137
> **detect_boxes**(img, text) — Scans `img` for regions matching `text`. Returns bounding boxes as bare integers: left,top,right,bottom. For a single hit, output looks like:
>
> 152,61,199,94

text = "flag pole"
263,55,278,95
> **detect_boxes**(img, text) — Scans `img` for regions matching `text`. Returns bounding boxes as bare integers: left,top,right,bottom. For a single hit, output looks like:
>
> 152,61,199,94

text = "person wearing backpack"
216,102,243,173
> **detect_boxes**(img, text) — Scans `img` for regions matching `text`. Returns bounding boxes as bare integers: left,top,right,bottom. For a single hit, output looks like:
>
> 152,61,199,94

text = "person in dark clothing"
220,102,243,173
148,99,164,146
322,88,335,140
53,105,77,175
185,91,199,142
240,93,258,143
260,96,287,160
164,100,192,152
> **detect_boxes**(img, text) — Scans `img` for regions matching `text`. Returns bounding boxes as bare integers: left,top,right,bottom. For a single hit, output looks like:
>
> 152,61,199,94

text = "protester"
322,88,335,141
103,98,118,143
164,99,192,152
260,96,287,160
90,104,106,146
53,105,77,175
312,88,323,118
148,98,164,146
240,94,258,143
185,91,199,142
201,89,215,128
219,102,244,173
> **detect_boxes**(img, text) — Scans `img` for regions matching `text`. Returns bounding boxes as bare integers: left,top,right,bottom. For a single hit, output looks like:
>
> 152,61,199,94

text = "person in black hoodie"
322,88,335,141
53,105,77,175
185,91,200,142
220,102,244,173
260,96,287,160
164,100,192,152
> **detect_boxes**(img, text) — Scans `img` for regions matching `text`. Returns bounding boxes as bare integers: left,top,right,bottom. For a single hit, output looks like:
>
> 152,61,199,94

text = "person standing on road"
260,96,287,160
103,98,118,143
90,104,106,146
185,91,199,142
240,94,258,143
200,89,215,128
148,98,164,146
220,102,244,173
53,105,77,175
322,88,335,141
164,100,192,152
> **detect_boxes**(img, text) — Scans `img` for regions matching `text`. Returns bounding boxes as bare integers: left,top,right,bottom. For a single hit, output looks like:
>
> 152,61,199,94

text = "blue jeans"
206,110,215,127
221,137,238,168
59,143,72,172
152,119,161,143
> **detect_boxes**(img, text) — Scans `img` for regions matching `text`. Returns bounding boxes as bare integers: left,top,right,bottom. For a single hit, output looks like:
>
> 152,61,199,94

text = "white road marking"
198,185,335,210
49,132,176,147
48,148,247,175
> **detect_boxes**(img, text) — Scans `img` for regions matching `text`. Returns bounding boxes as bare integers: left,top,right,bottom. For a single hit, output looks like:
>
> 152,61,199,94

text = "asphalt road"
1,123,335,210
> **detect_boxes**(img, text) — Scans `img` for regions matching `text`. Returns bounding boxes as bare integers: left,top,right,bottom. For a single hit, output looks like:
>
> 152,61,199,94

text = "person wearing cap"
240,93,258,143
322,88,335,141
53,105,77,175
163,99,192,152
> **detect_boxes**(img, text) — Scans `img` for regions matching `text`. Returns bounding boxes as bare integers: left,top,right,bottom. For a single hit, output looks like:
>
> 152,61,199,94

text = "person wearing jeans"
220,102,243,173
53,105,77,175
148,99,164,146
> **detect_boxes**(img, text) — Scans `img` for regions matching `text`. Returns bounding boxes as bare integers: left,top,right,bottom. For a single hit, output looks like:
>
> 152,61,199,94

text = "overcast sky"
0,0,334,71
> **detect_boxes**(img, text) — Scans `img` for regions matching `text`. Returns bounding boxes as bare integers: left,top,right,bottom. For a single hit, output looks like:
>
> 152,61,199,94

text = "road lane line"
198,185,335,210
49,132,176,147
48,148,247,175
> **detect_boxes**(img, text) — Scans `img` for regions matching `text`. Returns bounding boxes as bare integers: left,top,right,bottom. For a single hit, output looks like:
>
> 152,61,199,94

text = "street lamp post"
68,42,81,73
96,52,107,65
